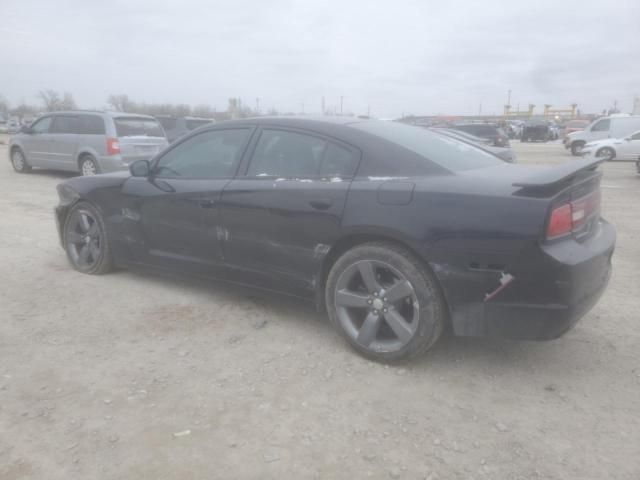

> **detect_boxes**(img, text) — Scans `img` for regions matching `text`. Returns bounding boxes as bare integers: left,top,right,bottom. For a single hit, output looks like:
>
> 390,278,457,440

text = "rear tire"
79,155,99,176
11,148,31,173
63,201,113,274
325,242,446,362
571,141,585,156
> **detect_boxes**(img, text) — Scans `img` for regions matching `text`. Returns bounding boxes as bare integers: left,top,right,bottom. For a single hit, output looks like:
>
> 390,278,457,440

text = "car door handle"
198,199,216,209
309,198,333,210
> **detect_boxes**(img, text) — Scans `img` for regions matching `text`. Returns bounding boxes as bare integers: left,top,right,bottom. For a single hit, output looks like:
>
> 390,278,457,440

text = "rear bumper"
483,220,615,340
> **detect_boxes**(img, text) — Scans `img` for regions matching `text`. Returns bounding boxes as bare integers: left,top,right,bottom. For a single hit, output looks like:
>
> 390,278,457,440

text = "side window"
77,115,106,135
155,129,250,178
591,119,610,132
247,130,326,178
320,143,356,177
50,116,79,134
30,117,52,134
630,132,640,141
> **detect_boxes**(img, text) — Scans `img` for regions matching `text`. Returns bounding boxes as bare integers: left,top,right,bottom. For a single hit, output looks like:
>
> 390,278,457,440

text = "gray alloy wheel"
571,141,585,156
80,156,99,176
326,242,445,362
11,148,31,173
63,202,112,274
334,259,419,352
596,147,615,161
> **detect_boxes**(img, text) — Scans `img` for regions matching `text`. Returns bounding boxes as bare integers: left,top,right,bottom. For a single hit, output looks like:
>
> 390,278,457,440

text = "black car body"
53,118,615,361
450,123,509,147
521,120,552,142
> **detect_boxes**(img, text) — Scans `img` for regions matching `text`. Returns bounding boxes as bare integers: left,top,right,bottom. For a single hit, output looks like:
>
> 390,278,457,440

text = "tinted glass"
247,130,326,177
591,119,610,132
186,119,212,130
157,117,177,130
115,117,164,137
320,143,355,177
30,117,52,134
78,115,106,135
155,129,250,178
50,116,79,134
631,131,640,140
353,122,502,172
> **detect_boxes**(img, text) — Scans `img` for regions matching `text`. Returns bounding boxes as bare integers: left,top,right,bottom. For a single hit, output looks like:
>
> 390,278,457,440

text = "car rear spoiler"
512,158,604,188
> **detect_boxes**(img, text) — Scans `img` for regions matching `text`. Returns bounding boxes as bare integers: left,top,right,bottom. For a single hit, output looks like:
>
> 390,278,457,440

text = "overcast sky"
2,0,639,117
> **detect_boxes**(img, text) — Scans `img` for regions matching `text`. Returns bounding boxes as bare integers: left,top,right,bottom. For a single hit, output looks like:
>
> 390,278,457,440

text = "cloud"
3,0,639,116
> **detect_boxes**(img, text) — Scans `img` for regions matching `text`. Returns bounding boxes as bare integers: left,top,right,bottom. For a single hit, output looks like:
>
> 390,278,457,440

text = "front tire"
571,141,585,156
79,155,99,176
596,147,615,161
11,148,31,173
325,242,446,362
63,202,113,274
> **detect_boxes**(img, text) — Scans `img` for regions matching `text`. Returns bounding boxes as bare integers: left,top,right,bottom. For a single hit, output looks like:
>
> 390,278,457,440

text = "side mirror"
20,125,33,134
130,159,150,177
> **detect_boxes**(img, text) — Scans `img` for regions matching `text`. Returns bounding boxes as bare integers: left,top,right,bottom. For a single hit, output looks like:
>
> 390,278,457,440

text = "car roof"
41,110,157,120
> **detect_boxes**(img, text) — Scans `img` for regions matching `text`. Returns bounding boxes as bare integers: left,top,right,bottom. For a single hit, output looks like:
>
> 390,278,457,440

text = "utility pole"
321,96,325,115
479,103,482,116
301,102,305,114
367,104,370,117
340,96,344,115
507,89,511,107
256,98,260,114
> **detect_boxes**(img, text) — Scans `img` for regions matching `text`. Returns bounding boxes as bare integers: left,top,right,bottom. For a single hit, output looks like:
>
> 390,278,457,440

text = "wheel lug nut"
383,308,388,313
383,297,388,302
373,292,378,297
367,299,372,304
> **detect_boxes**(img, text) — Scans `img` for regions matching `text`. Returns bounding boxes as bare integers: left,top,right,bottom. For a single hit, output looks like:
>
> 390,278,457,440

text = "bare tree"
107,94,134,112
38,90,76,111
0,95,9,114
38,90,61,111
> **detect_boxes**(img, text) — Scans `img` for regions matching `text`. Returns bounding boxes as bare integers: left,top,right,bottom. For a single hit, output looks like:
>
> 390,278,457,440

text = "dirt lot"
1,137,639,480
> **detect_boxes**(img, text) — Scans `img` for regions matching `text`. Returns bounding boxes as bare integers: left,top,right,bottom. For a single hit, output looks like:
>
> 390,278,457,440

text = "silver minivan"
8,111,169,175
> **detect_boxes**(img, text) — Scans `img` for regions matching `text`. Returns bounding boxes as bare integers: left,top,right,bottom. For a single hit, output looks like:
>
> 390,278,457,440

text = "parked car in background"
430,127,516,162
562,119,589,139
565,115,640,156
450,123,509,147
581,130,640,161
156,115,214,142
7,119,21,134
53,118,614,362
521,119,552,142
9,111,168,175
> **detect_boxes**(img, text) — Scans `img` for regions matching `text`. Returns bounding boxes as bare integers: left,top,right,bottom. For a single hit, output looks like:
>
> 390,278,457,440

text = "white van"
564,115,640,155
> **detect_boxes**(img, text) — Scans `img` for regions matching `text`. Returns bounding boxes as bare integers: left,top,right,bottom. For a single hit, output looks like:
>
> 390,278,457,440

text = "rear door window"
50,116,79,134
115,117,164,137
77,115,106,135
157,117,177,130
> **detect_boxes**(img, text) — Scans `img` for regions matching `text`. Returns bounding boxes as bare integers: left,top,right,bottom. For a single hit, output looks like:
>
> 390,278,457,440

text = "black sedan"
54,118,615,362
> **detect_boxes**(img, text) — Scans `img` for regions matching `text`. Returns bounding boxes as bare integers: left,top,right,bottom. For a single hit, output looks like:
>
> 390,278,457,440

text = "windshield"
114,117,164,137
353,121,503,171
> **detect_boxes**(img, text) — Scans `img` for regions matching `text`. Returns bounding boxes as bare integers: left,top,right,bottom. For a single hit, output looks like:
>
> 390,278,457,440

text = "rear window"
78,115,105,135
157,117,177,130
186,119,212,130
114,117,164,137
353,122,503,172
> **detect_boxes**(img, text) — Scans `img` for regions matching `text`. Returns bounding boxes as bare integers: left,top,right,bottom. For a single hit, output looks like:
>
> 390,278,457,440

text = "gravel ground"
1,137,639,480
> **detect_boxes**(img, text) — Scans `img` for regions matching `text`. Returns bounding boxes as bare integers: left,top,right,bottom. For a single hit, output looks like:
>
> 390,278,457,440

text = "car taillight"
546,190,601,240
106,137,120,155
